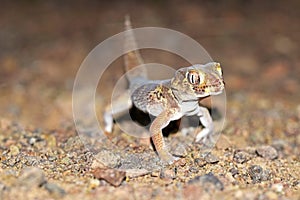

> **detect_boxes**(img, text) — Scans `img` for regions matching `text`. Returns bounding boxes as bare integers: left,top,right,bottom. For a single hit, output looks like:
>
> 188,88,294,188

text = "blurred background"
0,0,299,129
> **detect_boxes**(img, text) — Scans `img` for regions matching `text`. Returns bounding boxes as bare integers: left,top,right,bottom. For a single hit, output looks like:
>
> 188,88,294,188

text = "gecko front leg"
195,106,215,143
150,108,179,164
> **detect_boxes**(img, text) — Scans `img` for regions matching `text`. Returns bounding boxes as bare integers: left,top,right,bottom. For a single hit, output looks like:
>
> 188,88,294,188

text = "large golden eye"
187,70,201,84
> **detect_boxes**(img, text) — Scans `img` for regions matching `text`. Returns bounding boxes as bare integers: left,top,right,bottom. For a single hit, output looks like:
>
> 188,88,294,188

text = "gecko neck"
171,88,199,104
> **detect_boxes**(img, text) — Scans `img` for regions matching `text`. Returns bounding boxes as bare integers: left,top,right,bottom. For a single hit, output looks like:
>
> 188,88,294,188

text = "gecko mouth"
193,80,224,95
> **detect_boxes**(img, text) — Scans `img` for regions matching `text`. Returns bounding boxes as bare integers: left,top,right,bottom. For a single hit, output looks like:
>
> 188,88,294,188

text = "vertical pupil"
189,73,198,84
191,74,194,83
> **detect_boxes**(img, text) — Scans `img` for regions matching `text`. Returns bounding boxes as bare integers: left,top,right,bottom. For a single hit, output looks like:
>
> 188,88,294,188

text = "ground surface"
0,1,299,200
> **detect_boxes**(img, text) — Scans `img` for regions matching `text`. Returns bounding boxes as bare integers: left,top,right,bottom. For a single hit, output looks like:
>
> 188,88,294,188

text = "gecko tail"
124,15,147,82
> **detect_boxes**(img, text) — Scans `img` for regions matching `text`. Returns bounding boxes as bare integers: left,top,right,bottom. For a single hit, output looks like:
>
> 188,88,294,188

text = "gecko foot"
157,150,178,165
195,127,215,144
104,112,113,133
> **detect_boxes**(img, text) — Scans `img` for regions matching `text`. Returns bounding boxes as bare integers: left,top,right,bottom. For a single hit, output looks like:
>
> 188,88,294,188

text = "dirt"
0,1,299,199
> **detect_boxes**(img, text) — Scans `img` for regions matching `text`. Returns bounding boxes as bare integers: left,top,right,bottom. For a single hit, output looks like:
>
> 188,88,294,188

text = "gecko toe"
158,150,178,165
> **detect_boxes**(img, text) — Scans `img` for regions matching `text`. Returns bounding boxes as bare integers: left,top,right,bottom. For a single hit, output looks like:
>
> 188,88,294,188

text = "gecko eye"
187,71,201,84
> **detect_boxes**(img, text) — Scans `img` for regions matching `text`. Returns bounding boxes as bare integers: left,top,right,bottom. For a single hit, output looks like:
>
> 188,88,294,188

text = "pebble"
94,149,121,168
204,153,219,164
233,150,253,164
174,158,187,167
170,144,187,157
194,158,206,167
151,170,160,177
24,156,40,166
9,145,19,156
229,167,239,177
189,166,199,173
248,165,270,183
160,168,176,181
28,137,38,145
18,167,46,188
272,140,287,152
188,172,224,191
256,145,278,160
93,168,126,187
125,169,150,178
88,179,100,190
292,180,300,188
271,183,283,193
43,182,66,198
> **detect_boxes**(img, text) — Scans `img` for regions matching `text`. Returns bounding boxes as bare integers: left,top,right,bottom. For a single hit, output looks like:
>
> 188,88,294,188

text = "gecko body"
104,17,225,164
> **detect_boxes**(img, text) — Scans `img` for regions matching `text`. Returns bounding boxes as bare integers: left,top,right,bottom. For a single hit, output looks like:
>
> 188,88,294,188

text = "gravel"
0,1,300,200
248,165,271,183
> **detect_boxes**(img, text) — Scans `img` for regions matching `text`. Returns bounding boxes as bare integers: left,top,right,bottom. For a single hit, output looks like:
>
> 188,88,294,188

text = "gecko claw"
157,150,178,165
195,127,215,144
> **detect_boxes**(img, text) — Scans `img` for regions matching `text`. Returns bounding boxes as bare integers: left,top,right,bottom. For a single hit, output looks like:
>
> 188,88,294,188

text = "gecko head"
171,62,225,99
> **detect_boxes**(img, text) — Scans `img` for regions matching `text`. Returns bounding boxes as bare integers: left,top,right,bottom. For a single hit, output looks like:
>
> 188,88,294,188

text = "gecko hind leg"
104,90,132,133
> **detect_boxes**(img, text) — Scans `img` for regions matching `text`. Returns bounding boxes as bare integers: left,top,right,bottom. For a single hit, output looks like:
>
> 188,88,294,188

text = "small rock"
174,158,186,167
88,179,100,190
43,182,66,198
189,166,199,173
91,158,106,169
94,149,121,168
188,172,224,191
248,165,270,183
272,140,287,152
170,144,187,157
93,168,125,187
194,158,206,167
9,145,19,156
233,150,253,163
28,137,38,145
256,145,278,160
271,183,283,193
229,167,239,177
204,153,219,164
292,180,300,188
24,156,40,166
160,168,176,180
18,167,46,188
151,171,160,177
125,169,149,178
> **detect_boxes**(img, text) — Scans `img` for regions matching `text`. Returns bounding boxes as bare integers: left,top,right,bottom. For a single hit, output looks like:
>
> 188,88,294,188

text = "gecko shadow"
128,104,222,137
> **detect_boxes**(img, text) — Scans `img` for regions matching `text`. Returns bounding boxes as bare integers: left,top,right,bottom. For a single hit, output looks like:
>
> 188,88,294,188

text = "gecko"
104,16,225,164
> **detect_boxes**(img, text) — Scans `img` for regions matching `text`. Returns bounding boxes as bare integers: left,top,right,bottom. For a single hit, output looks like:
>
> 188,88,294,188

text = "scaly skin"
104,16,225,165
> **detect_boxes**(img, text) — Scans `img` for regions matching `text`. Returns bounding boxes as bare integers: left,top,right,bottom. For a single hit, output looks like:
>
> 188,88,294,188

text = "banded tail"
124,15,147,83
